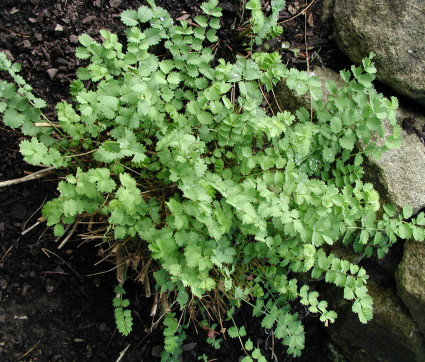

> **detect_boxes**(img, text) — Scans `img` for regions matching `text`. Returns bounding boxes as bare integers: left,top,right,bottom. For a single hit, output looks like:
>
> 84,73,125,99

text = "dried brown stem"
279,0,318,24
151,292,159,316
58,220,80,249
0,167,54,188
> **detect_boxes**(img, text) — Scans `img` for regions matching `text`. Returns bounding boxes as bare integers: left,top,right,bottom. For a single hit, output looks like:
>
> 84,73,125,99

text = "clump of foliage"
1,0,425,360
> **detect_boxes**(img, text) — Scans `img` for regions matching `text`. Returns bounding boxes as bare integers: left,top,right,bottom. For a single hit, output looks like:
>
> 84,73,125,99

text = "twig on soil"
279,0,318,24
58,220,80,249
21,197,47,235
116,344,131,362
21,217,46,236
42,248,82,280
0,245,13,264
0,125,22,134
33,122,61,128
17,340,41,360
41,270,69,275
408,2,425,14
0,24,30,38
0,167,54,188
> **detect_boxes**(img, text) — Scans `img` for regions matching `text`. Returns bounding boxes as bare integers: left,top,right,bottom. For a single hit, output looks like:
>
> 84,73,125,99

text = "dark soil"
0,1,343,360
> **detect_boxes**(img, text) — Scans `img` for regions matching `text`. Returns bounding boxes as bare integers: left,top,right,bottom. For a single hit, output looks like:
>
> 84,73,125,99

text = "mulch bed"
0,1,344,360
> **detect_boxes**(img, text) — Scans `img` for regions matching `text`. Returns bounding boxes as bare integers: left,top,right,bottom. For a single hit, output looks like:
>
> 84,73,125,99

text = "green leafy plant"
1,0,425,360
245,0,285,46
113,285,133,336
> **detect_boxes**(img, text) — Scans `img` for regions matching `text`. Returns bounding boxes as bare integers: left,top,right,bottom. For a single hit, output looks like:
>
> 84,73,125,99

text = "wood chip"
307,12,314,27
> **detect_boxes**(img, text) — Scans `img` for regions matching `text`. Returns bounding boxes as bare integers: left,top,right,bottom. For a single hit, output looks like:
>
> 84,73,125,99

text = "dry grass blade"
17,340,41,360
42,248,82,280
279,0,319,24
115,344,131,362
0,245,13,264
116,245,128,285
58,220,80,249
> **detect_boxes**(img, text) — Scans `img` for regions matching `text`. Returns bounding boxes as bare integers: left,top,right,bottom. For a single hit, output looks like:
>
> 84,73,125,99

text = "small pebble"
109,0,122,8
55,57,68,66
22,284,30,296
53,266,65,273
47,68,58,79
69,34,79,44
82,15,96,24
0,279,7,289
55,24,64,32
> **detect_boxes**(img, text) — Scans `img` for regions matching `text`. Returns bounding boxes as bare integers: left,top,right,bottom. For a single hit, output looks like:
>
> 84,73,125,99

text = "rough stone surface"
275,66,342,113
325,283,425,362
330,0,425,106
366,109,425,214
396,240,425,336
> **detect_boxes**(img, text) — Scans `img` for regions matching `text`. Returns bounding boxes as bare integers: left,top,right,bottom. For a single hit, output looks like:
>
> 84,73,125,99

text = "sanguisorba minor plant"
1,0,425,360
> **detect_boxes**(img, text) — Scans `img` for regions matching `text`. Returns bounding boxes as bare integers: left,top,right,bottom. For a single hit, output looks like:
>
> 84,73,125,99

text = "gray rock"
396,240,425,336
329,0,425,106
366,109,425,213
325,283,425,362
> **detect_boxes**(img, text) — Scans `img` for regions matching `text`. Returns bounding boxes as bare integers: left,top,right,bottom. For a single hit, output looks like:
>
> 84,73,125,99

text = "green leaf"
19,138,48,165
78,33,92,47
137,6,153,22
245,338,254,351
339,131,356,150
209,17,221,29
200,277,216,291
206,29,218,42
167,72,181,85
194,15,208,28
330,117,342,133
252,348,264,360
54,224,65,237
3,108,25,128
402,205,413,219
228,326,239,338
383,203,396,217
121,10,139,26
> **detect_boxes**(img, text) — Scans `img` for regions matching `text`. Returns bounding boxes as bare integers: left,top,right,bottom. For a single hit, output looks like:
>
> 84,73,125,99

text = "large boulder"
365,109,425,214
328,0,425,106
396,240,425,336
324,283,425,362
